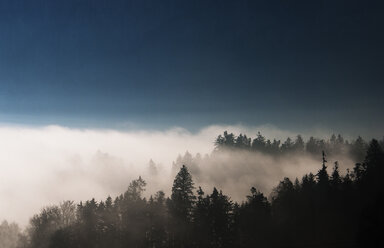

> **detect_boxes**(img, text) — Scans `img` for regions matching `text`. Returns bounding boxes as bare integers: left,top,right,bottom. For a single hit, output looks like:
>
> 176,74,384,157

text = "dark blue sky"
0,0,383,134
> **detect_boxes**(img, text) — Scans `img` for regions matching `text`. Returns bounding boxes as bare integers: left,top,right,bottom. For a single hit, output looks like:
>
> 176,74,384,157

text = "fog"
176,150,354,203
0,124,355,226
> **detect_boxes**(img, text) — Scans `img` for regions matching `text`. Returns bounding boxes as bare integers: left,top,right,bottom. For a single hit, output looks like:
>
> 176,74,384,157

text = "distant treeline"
0,221,23,248
6,138,383,248
215,131,378,161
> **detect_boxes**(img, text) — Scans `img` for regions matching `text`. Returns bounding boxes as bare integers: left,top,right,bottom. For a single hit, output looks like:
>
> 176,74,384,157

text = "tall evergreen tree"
238,187,271,248
207,188,233,248
168,165,196,247
317,151,329,188
293,135,305,153
330,161,342,188
350,136,367,162
251,132,266,152
193,187,210,248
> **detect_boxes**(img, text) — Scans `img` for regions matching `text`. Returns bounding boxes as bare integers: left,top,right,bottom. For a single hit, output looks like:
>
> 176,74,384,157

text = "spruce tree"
168,165,196,247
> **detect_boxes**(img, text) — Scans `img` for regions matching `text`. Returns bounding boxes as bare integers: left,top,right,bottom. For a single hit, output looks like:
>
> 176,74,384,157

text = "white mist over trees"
0,125,379,227
0,221,24,248
3,138,383,248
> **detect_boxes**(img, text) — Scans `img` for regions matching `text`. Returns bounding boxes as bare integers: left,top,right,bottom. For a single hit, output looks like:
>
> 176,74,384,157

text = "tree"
169,165,195,222
148,159,158,176
193,187,210,248
306,137,326,156
251,132,266,152
207,188,233,247
215,131,236,150
59,201,76,227
266,139,281,154
316,151,329,189
168,165,196,247
237,187,271,248
330,161,342,188
350,136,367,162
124,176,147,202
147,191,168,248
0,221,23,248
293,135,305,153
235,134,251,149
356,139,384,247
281,137,294,153
330,134,345,155
120,177,148,247
28,206,63,248
76,199,99,247
272,178,295,222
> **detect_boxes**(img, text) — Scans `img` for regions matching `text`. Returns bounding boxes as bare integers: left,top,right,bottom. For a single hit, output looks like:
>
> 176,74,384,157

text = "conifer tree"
168,165,196,247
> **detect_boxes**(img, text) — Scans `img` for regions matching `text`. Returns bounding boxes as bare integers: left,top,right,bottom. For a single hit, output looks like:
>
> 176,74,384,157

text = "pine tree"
169,165,195,222
330,161,342,188
208,188,233,247
252,132,266,152
168,165,196,247
193,187,210,248
293,135,305,153
317,151,329,187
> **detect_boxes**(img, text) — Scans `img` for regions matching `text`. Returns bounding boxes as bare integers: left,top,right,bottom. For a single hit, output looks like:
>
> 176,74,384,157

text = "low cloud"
0,124,354,226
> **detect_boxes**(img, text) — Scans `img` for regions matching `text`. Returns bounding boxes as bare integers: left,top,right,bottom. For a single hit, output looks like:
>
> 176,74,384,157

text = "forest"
213,131,369,161
1,132,383,248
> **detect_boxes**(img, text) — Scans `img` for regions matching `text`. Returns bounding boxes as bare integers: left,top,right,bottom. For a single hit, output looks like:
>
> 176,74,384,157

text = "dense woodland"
1,132,383,248
213,131,374,161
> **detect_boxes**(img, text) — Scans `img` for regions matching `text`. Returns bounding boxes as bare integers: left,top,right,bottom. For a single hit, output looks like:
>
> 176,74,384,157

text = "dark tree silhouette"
237,187,271,248
168,165,196,247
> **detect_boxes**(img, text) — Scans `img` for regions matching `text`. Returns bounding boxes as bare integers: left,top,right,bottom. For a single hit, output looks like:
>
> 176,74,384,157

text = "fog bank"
0,124,353,226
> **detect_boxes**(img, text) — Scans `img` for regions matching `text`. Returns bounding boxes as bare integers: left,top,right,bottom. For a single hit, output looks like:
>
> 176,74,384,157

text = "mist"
176,149,355,200
0,124,356,226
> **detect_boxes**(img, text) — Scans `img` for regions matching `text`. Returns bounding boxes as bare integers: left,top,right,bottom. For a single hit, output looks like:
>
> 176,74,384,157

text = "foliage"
214,131,369,162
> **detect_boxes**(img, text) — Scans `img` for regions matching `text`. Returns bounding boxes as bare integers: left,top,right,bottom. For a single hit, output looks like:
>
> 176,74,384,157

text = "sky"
1,0,384,134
